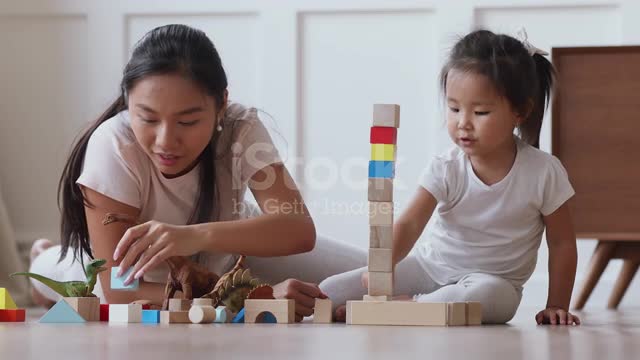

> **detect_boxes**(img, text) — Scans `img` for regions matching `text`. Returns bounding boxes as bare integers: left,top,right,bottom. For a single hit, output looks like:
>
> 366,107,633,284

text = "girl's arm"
537,203,581,325
83,187,166,304
392,187,438,264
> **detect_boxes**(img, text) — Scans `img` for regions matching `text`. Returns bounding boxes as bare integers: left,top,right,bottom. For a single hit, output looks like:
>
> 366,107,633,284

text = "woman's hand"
272,279,328,322
535,307,581,325
113,221,205,284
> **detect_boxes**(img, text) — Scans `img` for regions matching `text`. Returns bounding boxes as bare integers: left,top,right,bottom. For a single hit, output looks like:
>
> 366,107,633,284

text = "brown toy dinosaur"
102,213,221,310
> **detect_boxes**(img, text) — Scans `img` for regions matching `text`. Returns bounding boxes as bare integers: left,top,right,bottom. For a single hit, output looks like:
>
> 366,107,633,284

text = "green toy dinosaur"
10,258,107,297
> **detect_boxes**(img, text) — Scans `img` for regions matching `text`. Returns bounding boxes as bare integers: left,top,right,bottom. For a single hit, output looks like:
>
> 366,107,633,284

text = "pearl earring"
217,124,223,132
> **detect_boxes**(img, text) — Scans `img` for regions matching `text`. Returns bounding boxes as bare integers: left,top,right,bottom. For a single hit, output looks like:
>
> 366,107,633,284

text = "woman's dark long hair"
58,24,228,264
440,30,555,148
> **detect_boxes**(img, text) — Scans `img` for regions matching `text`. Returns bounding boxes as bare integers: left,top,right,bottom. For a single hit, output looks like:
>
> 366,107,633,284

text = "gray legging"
319,255,523,324
30,236,521,323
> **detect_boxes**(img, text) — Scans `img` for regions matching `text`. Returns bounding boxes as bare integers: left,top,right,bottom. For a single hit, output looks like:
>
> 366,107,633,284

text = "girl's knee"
459,274,521,324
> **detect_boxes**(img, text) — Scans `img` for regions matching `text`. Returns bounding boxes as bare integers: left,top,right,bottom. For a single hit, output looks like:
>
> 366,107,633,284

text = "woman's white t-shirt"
76,102,281,281
418,136,575,287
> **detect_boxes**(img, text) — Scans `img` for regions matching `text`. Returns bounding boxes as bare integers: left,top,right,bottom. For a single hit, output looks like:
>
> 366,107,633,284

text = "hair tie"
517,28,549,56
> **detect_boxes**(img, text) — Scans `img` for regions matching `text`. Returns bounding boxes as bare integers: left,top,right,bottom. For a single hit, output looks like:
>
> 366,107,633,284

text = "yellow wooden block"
347,300,447,326
369,202,393,226
0,288,17,309
368,248,393,272
370,144,395,161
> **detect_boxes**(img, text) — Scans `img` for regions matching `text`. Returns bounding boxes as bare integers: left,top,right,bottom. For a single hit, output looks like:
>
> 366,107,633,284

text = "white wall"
1,0,639,307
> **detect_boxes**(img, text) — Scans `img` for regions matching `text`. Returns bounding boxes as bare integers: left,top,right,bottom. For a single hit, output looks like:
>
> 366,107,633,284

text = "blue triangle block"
232,308,245,323
40,299,86,323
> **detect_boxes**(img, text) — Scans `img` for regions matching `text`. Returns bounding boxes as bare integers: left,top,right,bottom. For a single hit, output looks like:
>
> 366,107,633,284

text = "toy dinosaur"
102,213,221,310
203,255,275,313
10,258,107,297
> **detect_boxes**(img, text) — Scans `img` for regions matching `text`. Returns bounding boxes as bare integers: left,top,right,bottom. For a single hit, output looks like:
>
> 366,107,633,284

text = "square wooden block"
313,298,333,324
363,295,392,302
160,311,190,324
373,104,400,128
109,304,142,323
370,144,395,162
369,202,393,226
370,226,392,248
466,302,482,325
368,248,393,272
447,302,466,326
168,298,191,312
370,126,397,145
368,271,393,296
64,297,100,321
347,301,447,326
368,178,393,202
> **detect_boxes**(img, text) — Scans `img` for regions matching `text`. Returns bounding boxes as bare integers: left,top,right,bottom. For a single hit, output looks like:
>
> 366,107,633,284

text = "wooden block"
189,306,217,324
363,295,392,301
370,226,392,248
160,311,191,324
109,304,142,323
110,267,139,291
368,161,394,179
370,144,395,161
142,310,160,324
40,300,85,323
373,104,400,128
192,298,213,307
368,178,393,202
168,298,191,312
0,309,25,322
100,304,109,321
64,297,100,321
368,248,393,272
447,302,466,326
466,302,482,325
215,306,233,323
370,126,397,144
368,271,393,296
313,298,332,324
0,288,17,309
244,299,295,324
369,202,393,226
347,301,447,326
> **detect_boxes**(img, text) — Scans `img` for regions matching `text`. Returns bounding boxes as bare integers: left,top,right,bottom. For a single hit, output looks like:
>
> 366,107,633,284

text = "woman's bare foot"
29,239,56,308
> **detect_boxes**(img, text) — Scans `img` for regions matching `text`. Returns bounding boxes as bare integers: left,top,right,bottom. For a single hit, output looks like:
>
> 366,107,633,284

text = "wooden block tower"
347,104,483,326
367,104,399,301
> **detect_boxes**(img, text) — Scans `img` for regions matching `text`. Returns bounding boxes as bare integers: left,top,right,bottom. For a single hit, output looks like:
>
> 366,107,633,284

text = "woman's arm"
83,187,166,304
537,203,580,325
392,187,438,264
201,162,315,256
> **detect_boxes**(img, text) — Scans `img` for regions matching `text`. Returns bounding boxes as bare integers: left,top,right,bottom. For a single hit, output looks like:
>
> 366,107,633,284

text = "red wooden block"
370,127,397,144
100,304,109,322
142,304,151,310
0,309,25,322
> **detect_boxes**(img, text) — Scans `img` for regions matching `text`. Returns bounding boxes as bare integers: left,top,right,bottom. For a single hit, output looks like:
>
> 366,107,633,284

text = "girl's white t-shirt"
418,136,575,287
76,102,281,281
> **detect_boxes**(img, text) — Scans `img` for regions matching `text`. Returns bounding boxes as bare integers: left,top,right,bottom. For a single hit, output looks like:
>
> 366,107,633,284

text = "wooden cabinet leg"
607,260,640,309
572,241,616,310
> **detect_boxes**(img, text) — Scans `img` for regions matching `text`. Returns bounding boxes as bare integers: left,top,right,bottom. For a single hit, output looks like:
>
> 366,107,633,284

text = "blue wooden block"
368,161,394,178
111,267,139,290
141,310,160,324
40,299,86,323
232,308,245,323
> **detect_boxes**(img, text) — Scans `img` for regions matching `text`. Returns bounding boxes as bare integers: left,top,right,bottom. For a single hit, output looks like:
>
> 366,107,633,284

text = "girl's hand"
272,279,328,322
113,221,204,284
535,307,581,325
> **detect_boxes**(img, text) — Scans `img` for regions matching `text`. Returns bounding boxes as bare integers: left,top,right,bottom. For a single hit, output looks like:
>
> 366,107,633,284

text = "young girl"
321,30,580,325
28,24,362,321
